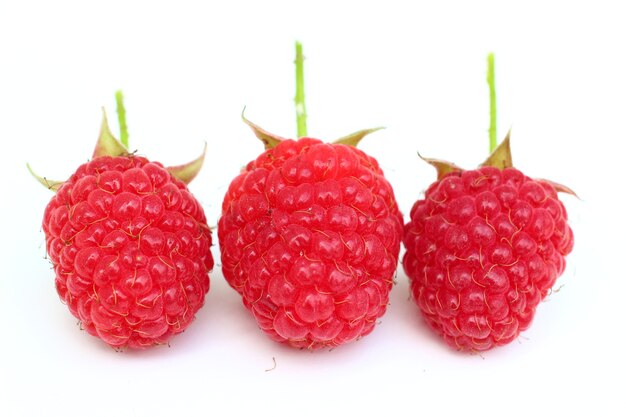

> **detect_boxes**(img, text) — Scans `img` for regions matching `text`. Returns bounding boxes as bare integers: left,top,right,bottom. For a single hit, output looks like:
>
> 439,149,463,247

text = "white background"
1,1,624,416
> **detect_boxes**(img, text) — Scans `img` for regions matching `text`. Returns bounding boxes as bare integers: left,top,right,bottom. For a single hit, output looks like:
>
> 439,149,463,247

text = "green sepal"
166,143,207,185
333,127,384,147
539,179,579,198
418,153,464,180
93,108,129,158
480,129,512,169
241,108,286,150
27,163,64,192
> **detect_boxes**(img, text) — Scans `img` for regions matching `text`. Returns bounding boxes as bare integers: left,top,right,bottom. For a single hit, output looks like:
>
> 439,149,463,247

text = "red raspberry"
37,112,213,349
218,129,403,349
402,138,574,351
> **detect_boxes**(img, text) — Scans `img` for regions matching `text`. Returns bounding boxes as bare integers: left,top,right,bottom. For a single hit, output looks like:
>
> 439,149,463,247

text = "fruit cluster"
35,117,574,352
33,52,575,353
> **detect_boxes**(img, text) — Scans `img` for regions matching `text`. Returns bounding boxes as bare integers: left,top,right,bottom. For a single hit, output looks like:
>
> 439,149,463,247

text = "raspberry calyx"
30,109,206,192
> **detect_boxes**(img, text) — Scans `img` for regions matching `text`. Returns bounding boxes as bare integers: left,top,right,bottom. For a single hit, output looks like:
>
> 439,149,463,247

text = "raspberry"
218,131,403,349
36,110,213,349
402,138,574,351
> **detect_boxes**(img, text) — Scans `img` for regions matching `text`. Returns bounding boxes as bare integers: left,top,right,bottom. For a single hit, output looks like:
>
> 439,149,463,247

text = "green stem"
115,90,129,148
487,53,497,153
295,41,307,138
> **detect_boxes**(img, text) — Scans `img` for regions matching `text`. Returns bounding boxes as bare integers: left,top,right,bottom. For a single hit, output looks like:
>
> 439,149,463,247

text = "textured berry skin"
218,138,403,349
43,155,214,349
402,166,574,351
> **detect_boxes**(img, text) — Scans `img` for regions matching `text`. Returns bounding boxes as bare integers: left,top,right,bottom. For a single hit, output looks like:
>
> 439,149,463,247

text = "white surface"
1,1,624,416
